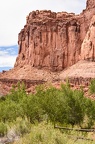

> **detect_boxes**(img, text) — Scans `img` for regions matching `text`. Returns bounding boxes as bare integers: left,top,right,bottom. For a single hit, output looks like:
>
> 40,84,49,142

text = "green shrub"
13,118,31,136
85,98,95,128
13,122,95,144
0,122,7,137
1,81,95,130
14,122,68,144
21,94,44,123
7,82,27,103
61,84,87,127
89,79,95,94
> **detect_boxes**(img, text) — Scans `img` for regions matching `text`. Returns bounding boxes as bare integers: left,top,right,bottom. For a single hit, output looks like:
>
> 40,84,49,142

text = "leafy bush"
0,100,24,122
34,83,87,127
1,81,95,129
0,122,7,137
21,93,44,123
7,82,27,103
85,99,95,128
89,79,95,94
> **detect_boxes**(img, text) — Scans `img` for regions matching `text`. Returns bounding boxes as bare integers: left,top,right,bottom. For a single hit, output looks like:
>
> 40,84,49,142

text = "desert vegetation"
0,80,95,143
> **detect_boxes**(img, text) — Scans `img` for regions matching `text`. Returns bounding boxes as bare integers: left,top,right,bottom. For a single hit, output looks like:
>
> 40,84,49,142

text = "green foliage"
0,81,95,130
0,122,7,137
7,81,27,103
14,118,31,136
14,122,95,144
40,86,65,124
21,94,43,123
85,99,95,128
0,82,27,122
1,81,95,143
14,122,68,144
89,79,95,94
34,83,88,127
60,83,86,126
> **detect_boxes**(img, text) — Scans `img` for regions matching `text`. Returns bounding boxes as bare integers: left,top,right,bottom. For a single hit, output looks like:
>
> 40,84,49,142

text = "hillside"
0,0,95,94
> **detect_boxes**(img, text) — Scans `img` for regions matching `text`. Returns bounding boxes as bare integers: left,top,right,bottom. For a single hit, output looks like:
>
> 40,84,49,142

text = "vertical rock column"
81,15,95,61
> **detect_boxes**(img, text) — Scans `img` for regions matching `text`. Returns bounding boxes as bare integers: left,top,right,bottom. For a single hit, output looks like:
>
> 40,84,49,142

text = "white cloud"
0,51,8,56
0,55,17,67
0,46,17,67
0,0,86,46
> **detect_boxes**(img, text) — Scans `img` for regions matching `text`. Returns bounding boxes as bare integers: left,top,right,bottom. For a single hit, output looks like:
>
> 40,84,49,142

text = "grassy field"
12,121,95,144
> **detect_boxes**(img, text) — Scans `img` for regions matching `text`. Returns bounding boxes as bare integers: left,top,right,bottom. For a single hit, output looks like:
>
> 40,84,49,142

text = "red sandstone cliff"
81,15,95,61
15,11,80,71
1,0,95,95
14,0,95,71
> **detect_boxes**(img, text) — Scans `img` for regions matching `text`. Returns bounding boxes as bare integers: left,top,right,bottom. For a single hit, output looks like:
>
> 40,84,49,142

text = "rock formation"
1,0,95,95
15,11,80,71
81,15,95,61
86,0,95,9
14,0,95,71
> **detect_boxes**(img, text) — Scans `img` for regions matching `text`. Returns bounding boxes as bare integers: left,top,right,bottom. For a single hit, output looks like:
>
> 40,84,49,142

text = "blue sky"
0,45,18,72
0,0,86,72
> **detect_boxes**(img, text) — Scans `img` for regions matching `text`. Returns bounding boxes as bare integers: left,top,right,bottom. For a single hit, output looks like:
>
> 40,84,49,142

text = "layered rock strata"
14,0,95,71
1,0,95,96
81,15,95,61
15,11,80,71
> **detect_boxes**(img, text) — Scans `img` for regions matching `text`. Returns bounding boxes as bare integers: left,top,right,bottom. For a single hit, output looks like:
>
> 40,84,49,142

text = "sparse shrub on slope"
7,82,27,103
89,79,95,94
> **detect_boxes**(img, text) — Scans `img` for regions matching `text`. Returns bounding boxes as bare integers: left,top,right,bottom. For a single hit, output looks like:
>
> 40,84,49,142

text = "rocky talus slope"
1,0,95,94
